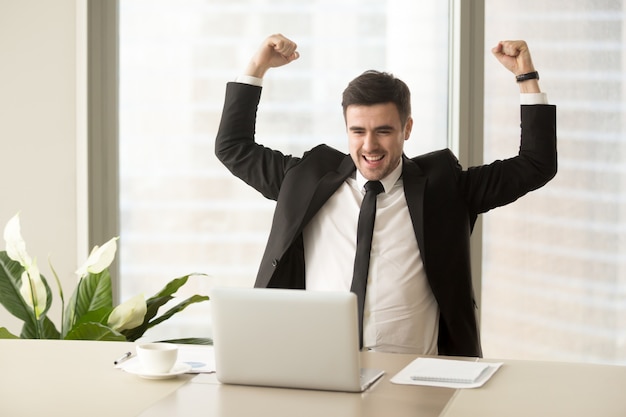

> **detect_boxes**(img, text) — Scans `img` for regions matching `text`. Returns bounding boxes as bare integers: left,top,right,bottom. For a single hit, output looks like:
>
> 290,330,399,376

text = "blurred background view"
118,0,626,365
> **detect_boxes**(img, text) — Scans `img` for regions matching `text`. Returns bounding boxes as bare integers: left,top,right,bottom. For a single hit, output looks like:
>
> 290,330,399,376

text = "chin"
360,170,384,181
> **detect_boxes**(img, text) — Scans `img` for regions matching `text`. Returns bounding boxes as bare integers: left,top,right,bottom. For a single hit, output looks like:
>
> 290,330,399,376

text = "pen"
113,351,132,365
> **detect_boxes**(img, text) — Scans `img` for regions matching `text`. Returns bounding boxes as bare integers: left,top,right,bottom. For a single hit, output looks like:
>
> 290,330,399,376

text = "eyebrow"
348,124,396,132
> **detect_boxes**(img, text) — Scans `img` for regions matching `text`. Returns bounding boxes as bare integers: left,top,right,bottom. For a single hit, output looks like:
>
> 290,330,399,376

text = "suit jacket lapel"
402,156,427,268
302,155,356,224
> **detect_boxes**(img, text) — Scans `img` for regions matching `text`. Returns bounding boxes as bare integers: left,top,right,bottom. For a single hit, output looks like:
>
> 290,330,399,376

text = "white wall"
0,0,87,334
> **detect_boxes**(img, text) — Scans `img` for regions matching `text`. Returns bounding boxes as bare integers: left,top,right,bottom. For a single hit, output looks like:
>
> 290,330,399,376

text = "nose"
362,132,378,151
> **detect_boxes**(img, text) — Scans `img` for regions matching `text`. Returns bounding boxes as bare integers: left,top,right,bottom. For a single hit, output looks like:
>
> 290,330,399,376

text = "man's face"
346,102,413,181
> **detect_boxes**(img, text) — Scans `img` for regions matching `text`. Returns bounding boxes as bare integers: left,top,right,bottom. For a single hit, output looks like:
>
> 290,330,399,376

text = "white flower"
4,214,47,318
3,213,32,267
19,262,47,319
107,293,147,331
75,237,119,278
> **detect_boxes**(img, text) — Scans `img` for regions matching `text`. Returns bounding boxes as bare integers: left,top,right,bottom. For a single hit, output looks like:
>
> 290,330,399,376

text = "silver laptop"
210,287,384,392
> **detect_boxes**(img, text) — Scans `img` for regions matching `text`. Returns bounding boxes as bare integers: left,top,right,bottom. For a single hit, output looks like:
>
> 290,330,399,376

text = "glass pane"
119,0,450,340
482,0,626,364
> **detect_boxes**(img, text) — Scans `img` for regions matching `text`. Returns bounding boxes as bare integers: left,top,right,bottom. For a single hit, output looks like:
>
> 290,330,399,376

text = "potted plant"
0,213,210,343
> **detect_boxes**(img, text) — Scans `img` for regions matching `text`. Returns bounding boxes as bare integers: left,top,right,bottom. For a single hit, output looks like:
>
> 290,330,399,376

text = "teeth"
365,155,383,162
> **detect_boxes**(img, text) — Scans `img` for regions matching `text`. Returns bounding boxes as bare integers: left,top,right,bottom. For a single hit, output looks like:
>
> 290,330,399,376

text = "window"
118,0,450,340
481,0,626,364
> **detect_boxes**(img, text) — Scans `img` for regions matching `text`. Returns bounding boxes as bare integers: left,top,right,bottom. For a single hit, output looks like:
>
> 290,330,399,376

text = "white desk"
2,339,625,416
442,359,626,417
138,351,455,417
0,339,191,417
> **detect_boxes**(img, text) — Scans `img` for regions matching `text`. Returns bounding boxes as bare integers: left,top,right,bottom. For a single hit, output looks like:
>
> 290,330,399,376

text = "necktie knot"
364,180,384,196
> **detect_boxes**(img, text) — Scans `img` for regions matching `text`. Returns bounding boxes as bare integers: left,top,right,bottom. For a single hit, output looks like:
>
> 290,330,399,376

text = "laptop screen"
210,287,382,392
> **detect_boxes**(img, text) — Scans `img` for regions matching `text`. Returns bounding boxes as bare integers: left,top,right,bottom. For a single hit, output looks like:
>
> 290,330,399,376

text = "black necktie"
350,180,384,348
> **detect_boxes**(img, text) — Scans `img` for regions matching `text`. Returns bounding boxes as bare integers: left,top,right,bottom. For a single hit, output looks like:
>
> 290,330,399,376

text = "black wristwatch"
516,71,539,82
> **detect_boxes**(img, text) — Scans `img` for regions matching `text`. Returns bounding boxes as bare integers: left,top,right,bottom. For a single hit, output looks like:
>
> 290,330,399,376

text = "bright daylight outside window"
119,1,450,341
481,1,626,364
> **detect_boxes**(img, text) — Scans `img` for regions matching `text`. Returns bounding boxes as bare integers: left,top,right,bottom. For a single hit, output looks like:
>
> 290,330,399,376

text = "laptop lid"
210,287,384,392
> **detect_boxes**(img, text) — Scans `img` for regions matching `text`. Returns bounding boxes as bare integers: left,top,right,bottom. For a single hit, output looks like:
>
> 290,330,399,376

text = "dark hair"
341,70,411,126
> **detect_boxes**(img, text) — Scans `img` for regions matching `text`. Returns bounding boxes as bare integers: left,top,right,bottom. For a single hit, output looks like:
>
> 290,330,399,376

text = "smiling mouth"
363,155,384,162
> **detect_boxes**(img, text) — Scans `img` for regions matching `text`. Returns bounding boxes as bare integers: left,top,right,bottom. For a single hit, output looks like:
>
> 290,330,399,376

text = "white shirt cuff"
520,92,548,105
235,75,263,87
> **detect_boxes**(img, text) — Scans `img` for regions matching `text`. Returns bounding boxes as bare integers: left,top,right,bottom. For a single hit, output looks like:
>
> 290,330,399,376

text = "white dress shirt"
303,162,439,354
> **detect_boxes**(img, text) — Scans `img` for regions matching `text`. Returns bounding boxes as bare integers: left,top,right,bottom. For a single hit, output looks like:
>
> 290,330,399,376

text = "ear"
403,116,414,141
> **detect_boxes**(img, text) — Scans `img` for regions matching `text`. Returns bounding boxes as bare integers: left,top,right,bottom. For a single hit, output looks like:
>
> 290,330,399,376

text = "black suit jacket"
216,82,557,357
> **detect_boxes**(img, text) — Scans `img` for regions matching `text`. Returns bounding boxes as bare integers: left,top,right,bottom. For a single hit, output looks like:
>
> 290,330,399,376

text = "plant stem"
28,279,42,339
48,257,65,335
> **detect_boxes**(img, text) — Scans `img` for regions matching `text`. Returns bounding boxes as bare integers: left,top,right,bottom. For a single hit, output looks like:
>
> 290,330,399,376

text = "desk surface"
1,339,625,417
0,339,192,417
442,358,626,417
139,351,455,417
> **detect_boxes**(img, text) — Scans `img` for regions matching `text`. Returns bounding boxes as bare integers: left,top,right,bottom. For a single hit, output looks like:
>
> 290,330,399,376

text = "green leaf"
0,252,60,338
147,295,210,329
73,306,112,327
64,322,126,341
77,269,114,313
147,274,191,302
64,269,113,334
122,294,209,342
121,274,208,342
157,337,213,345
20,315,60,339
0,251,38,328
38,270,55,317
144,273,208,323
0,327,20,339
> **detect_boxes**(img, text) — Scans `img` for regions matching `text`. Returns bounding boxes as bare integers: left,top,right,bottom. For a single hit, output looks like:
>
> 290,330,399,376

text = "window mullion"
448,0,485,316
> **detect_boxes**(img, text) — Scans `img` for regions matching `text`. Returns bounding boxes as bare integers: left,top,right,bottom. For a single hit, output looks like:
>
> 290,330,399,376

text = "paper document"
391,357,502,389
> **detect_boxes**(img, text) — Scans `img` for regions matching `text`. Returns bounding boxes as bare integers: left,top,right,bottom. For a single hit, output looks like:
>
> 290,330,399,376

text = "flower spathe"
75,236,119,278
19,262,47,319
107,293,147,331
4,213,47,318
3,213,32,268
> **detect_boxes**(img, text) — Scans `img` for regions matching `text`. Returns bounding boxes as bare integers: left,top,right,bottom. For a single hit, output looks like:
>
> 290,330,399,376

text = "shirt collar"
356,159,403,194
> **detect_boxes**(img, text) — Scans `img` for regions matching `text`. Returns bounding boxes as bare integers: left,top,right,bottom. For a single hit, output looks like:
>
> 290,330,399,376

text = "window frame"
87,0,120,300
88,0,485,309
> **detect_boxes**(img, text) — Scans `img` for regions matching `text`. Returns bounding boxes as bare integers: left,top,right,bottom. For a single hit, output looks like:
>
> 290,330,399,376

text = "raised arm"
244,33,300,78
491,40,541,94
215,34,302,201
461,40,556,213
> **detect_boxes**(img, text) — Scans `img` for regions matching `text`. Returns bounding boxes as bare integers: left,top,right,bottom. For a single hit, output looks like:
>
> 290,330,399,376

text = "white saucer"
123,361,192,379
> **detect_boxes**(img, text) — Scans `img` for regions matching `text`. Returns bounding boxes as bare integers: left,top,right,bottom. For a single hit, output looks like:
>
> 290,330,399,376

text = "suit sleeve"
459,104,557,213
215,82,300,201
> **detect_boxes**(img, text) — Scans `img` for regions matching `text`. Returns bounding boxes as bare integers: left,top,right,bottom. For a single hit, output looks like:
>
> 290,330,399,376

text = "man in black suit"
215,34,557,357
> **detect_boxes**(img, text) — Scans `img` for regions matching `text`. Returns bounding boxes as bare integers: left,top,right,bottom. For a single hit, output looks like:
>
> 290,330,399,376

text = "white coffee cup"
136,343,178,374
